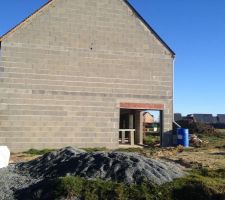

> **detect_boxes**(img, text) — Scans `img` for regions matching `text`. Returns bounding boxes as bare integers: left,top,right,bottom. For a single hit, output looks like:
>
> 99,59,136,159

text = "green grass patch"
198,168,225,179
18,168,225,200
23,148,55,155
115,147,161,156
81,147,108,153
54,176,164,200
50,168,225,200
143,135,160,146
217,129,225,134
115,147,145,153
198,133,225,149
182,147,198,152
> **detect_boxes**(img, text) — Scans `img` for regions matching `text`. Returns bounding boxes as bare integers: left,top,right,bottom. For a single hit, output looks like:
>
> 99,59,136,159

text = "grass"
23,148,55,155
49,168,225,200
115,146,161,157
81,147,108,152
197,131,225,149
143,134,160,146
22,147,108,155
18,129,225,199
217,129,225,133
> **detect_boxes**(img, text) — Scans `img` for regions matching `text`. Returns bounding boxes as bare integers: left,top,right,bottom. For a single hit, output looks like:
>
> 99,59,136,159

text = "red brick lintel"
120,103,164,110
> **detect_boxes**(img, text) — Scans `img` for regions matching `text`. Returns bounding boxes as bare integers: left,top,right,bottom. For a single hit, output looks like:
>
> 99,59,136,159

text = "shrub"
16,170,225,200
143,135,160,146
53,169,225,200
55,176,83,199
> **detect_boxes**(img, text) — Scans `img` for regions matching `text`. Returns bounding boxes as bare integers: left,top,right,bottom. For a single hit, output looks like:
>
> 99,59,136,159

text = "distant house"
217,114,225,123
0,0,175,151
174,113,182,121
175,113,225,129
186,114,214,124
143,112,154,124
213,116,218,124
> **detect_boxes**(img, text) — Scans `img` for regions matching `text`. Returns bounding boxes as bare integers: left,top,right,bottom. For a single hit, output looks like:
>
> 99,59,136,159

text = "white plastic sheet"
0,146,10,168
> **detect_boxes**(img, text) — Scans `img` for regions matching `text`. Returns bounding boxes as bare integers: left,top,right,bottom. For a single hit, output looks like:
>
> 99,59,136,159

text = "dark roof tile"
174,113,182,121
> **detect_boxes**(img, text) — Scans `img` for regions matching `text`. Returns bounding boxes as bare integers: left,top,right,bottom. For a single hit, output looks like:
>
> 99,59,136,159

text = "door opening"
119,108,163,147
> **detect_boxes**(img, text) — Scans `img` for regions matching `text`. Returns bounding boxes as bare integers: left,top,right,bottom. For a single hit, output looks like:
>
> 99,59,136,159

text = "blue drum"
177,128,189,147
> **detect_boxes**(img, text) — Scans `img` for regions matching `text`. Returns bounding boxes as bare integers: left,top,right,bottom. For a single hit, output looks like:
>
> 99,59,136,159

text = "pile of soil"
176,120,220,135
0,147,185,200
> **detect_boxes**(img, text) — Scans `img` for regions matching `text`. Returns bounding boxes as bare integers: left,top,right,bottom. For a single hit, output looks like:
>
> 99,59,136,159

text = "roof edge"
123,0,175,57
0,0,54,42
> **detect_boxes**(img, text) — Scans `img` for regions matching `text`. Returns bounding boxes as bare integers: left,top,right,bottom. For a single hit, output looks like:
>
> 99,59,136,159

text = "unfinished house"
0,0,175,152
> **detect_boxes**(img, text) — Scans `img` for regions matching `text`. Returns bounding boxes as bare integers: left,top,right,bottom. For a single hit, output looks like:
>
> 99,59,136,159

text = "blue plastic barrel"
177,128,189,147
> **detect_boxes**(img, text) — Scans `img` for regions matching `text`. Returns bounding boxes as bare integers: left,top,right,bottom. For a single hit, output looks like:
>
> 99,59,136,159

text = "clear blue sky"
0,0,225,116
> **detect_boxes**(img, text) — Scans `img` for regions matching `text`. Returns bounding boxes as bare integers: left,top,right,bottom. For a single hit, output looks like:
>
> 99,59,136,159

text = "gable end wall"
0,0,173,151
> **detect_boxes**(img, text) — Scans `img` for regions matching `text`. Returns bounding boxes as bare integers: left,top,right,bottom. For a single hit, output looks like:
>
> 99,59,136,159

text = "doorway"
143,110,162,146
119,103,164,147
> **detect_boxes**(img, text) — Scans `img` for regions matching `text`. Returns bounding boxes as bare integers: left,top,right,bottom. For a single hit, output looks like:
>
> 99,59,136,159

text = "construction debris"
190,134,208,147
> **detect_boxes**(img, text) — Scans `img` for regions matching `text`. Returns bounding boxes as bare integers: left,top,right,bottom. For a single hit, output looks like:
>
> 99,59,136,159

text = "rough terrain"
160,147,225,169
0,147,184,200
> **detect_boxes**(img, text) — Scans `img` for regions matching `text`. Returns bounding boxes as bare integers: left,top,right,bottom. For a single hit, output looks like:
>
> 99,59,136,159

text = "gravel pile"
18,147,85,178
0,147,185,199
0,165,38,200
18,147,184,185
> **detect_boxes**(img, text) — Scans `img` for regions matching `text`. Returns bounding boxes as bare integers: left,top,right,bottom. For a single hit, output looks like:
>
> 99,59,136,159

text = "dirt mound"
18,147,85,178
0,147,185,200
0,165,38,200
176,120,220,135
18,147,184,185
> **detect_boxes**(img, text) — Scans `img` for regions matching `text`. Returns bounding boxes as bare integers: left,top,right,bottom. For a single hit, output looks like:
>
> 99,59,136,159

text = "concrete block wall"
0,0,173,152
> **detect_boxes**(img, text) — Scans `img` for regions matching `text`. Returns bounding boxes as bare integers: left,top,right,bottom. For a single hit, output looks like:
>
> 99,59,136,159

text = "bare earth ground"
152,147,225,170
10,153,40,164
152,130,225,170
3,129,224,199
10,146,225,170
10,131,225,170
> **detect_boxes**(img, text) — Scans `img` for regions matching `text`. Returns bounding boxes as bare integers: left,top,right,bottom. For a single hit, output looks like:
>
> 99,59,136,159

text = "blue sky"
0,0,225,116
